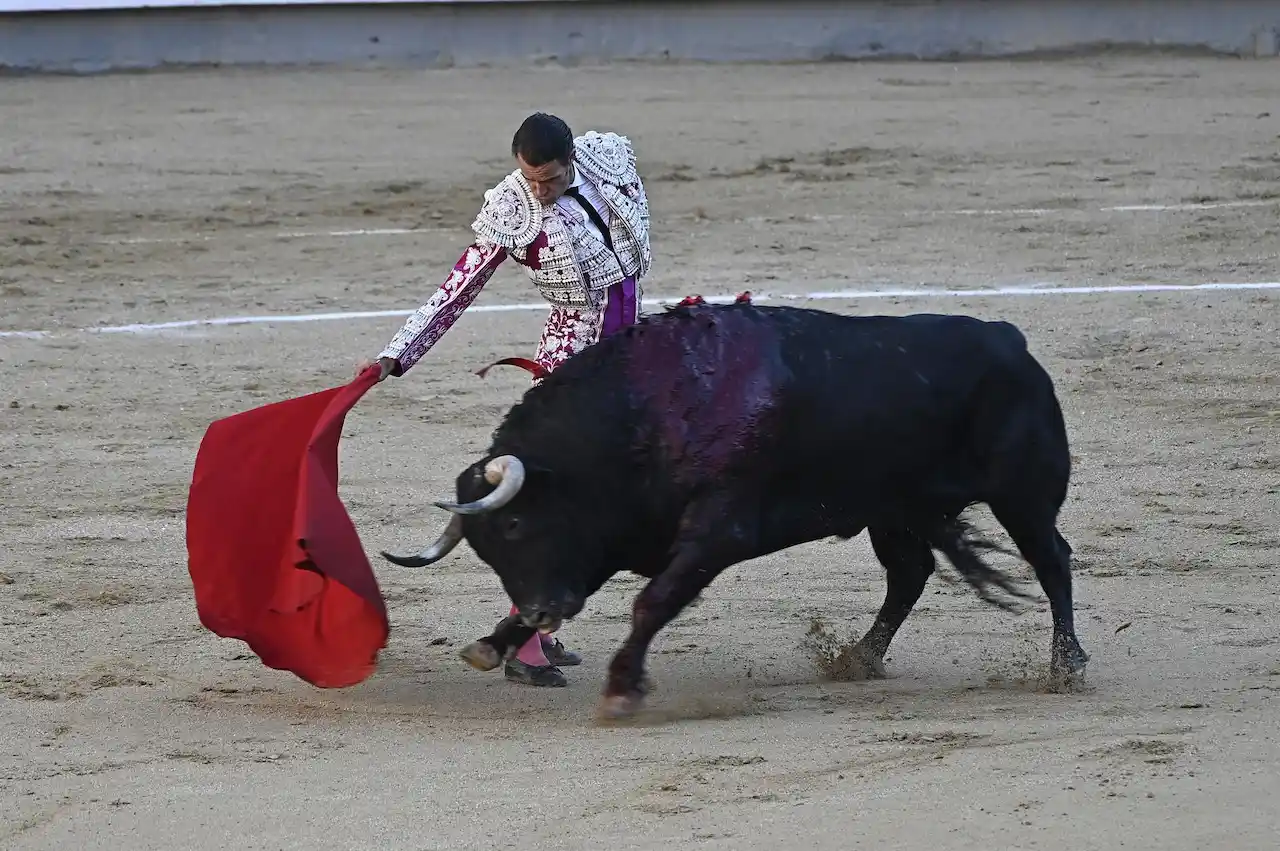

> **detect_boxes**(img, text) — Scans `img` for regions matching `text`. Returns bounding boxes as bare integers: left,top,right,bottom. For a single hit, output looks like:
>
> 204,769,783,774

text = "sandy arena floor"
2,56,1279,850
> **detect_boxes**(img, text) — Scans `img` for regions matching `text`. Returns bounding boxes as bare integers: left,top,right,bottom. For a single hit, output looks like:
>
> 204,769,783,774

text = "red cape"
185,365,388,688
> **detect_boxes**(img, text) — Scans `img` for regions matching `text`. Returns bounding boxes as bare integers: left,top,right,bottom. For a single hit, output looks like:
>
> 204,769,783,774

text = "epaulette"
573,131,639,188
471,171,544,250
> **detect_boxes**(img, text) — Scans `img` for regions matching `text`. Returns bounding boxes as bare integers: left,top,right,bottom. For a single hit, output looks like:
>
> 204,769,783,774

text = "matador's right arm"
375,172,546,377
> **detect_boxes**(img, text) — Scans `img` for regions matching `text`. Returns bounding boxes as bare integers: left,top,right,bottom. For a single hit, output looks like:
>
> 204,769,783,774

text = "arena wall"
1,0,1278,74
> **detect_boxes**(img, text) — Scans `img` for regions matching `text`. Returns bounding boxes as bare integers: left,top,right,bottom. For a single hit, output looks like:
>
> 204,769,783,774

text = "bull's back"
770,307,1027,420
534,303,1053,508
619,305,1030,481
746,307,1051,486
761,306,1064,512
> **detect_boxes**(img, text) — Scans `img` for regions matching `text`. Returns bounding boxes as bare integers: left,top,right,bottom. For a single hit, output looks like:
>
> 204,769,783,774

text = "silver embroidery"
573,131,640,186
466,130,651,311
377,241,507,372
471,173,544,249
572,131,651,279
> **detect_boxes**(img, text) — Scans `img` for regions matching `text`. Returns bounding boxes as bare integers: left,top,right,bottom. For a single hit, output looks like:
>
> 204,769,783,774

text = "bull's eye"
502,515,522,540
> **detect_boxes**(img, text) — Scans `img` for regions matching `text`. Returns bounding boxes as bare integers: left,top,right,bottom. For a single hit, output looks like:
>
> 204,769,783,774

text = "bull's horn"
380,514,464,567
434,455,526,515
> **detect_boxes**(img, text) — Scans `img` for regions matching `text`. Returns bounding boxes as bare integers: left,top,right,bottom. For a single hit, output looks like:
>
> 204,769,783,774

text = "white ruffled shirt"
554,166,611,248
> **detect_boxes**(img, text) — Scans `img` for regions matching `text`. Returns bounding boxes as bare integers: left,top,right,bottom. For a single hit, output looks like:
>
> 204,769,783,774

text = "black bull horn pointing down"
378,455,525,567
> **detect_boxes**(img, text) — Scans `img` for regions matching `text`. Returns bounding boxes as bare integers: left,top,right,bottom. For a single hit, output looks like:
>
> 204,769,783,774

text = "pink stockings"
510,604,555,667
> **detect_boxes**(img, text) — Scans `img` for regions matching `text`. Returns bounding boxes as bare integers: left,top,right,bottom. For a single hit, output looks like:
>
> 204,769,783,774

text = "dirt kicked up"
2,55,1279,850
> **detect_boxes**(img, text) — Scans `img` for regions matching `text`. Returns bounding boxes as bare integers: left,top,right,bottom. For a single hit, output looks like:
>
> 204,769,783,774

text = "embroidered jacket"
378,131,651,375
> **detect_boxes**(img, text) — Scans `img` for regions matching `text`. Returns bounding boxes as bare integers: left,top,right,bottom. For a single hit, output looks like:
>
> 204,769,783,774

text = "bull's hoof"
596,674,652,723
1046,632,1089,693
458,640,502,672
1045,656,1087,693
826,642,888,681
596,692,645,722
1045,668,1087,694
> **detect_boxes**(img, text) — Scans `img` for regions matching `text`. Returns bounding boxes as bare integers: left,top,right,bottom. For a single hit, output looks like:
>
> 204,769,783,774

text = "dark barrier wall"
2,0,1279,73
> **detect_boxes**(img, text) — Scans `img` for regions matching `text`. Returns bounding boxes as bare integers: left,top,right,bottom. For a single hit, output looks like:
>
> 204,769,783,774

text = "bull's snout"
518,594,582,633
526,613,563,634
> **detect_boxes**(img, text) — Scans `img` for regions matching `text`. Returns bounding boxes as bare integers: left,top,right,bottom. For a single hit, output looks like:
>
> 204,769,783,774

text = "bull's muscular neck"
488,343,650,496
489,339,669,582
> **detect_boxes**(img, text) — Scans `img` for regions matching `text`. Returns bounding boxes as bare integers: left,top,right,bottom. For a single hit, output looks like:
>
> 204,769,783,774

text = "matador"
358,112,653,688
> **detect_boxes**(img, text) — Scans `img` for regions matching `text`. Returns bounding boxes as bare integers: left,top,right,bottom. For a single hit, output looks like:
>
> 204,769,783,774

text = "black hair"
511,112,574,167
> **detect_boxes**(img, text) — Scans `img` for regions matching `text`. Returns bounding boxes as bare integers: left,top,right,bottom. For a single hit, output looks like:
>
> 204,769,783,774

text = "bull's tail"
925,515,1035,612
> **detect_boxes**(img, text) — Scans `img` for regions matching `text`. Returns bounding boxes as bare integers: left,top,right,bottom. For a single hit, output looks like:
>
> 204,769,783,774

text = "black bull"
380,302,1088,720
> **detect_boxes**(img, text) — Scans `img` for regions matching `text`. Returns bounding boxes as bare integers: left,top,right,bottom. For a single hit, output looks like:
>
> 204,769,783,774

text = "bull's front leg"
599,535,745,722
458,615,538,672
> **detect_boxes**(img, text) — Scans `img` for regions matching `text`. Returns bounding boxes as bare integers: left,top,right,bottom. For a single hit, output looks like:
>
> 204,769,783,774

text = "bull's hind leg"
834,527,936,680
990,504,1088,689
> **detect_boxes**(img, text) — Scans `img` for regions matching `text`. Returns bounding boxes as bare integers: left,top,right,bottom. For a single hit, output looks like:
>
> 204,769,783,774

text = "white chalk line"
3,281,1279,341
93,198,1280,246
106,227,435,245
904,199,1280,216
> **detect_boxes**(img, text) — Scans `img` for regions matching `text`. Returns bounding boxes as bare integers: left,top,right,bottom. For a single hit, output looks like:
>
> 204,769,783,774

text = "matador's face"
516,152,573,205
